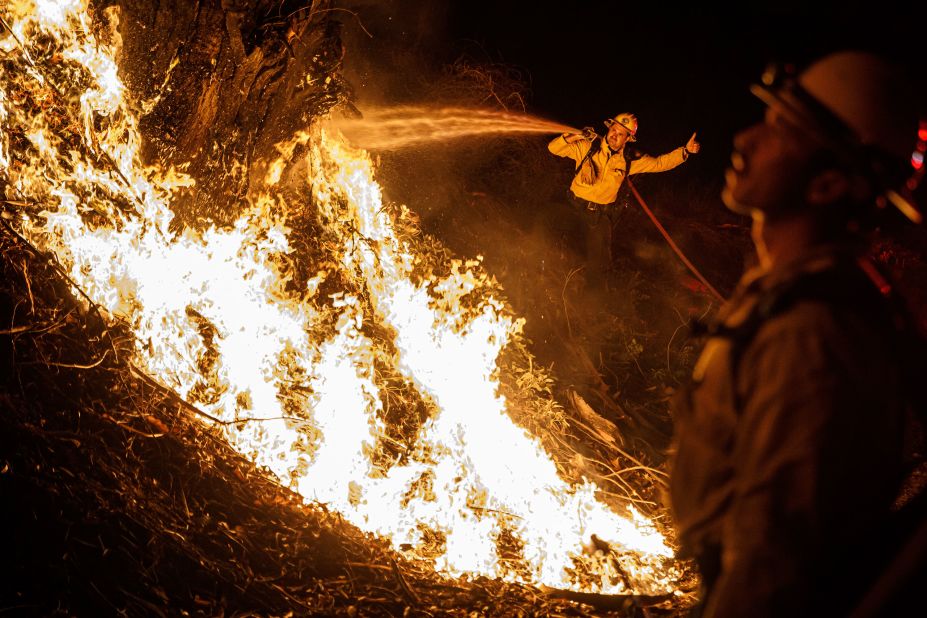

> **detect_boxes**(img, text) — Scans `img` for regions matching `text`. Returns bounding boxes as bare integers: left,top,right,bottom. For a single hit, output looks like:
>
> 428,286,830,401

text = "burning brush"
0,0,691,606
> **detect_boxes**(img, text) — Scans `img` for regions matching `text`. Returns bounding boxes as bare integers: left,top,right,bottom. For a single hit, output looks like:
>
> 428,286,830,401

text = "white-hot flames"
1,0,680,594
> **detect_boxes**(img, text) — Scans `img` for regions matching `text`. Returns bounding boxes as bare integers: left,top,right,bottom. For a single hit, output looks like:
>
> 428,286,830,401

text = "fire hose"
626,177,724,302
571,128,724,302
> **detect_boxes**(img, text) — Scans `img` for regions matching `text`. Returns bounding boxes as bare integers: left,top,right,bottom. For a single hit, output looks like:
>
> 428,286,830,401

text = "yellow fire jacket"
548,134,687,205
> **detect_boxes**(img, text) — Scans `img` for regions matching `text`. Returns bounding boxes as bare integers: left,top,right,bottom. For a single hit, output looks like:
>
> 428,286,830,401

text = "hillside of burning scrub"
2,1,697,616
4,2,927,617
0,227,689,616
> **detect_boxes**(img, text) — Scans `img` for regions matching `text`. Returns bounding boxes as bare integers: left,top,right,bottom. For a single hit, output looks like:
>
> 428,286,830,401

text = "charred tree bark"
97,0,350,225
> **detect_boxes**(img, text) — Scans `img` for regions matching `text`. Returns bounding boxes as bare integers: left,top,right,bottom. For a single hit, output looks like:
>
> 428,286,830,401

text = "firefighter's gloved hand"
582,126,598,139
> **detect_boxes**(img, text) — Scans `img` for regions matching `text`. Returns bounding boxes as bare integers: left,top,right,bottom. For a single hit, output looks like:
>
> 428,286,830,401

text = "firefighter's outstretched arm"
548,130,591,159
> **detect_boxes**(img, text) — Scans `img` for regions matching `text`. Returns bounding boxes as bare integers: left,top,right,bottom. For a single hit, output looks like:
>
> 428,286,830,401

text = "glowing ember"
1,0,680,595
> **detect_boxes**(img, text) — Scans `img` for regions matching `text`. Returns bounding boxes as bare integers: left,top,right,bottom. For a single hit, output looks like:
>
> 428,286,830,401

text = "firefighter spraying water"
335,105,719,299
547,114,712,294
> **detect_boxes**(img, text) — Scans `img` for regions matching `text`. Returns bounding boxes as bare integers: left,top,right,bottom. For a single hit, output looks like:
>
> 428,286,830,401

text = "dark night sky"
342,1,927,178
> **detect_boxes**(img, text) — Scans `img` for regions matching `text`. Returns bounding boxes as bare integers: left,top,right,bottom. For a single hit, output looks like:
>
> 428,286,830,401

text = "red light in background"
919,127,927,142
913,151,925,169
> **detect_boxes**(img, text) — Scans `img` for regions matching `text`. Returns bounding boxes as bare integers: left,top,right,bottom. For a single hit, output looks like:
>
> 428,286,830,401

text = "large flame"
0,0,680,595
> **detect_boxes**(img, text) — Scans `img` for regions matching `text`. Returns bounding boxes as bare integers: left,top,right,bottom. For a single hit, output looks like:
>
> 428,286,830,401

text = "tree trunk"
99,0,349,225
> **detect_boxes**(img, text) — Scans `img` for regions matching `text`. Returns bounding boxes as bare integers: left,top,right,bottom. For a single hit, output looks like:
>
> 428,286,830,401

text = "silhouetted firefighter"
669,51,927,617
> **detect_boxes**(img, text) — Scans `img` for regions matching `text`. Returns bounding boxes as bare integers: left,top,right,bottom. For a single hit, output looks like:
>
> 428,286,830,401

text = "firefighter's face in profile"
607,124,632,151
722,107,821,218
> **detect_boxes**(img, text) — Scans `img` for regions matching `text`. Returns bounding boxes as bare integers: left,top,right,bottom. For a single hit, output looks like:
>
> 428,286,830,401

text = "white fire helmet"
751,51,924,223
604,113,638,141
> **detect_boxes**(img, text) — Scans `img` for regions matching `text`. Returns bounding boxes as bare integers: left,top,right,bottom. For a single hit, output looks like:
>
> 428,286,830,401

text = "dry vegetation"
0,215,694,616
1,3,700,615
4,2,926,616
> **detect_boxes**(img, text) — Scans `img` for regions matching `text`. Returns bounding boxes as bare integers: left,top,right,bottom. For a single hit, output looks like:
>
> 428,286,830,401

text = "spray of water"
331,105,579,150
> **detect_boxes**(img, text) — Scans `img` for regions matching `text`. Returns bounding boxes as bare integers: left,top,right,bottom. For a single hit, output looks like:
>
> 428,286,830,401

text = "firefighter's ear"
806,169,854,206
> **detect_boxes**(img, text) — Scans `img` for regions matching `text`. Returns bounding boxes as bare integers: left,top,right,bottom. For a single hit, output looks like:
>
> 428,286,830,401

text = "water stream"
331,105,579,150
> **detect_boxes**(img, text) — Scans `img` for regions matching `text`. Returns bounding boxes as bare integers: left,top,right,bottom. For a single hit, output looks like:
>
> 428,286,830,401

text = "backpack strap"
703,260,909,413
573,136,603,179
622,145,643,176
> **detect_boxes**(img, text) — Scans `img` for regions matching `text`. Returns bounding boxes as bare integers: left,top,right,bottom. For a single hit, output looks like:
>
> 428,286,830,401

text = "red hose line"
626,178,724,302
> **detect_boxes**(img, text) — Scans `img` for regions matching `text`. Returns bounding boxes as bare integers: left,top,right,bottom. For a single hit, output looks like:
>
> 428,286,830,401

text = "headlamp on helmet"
604,113,638,141
751,53,924,224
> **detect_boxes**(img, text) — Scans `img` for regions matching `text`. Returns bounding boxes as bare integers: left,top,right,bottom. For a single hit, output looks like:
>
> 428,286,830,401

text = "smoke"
335,1,451,110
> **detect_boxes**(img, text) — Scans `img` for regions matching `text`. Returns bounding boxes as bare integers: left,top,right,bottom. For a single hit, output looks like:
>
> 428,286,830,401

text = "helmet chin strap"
722,185,816,222
885,190,923,224
721,186,760,217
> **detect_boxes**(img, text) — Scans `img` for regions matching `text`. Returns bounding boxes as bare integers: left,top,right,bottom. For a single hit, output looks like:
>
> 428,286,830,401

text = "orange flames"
0,0,681,595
